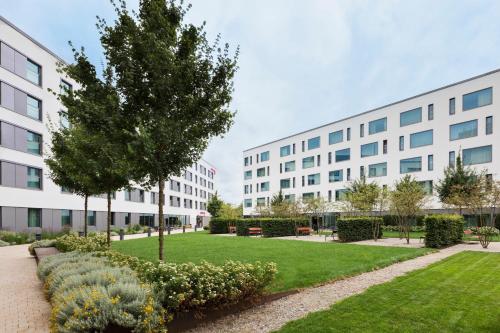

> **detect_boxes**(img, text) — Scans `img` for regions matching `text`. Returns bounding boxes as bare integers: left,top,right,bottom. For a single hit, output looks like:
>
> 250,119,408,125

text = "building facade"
0,16,216,233
243,69,499,216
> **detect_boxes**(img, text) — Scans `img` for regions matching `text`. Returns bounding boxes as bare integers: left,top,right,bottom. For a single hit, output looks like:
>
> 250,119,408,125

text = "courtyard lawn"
383,231,500,242
278,251,500,333
112,232,430,292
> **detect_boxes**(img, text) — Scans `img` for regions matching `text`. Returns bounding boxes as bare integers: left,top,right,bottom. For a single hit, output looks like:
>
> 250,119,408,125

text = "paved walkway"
189,242,500,333
0,244,51,333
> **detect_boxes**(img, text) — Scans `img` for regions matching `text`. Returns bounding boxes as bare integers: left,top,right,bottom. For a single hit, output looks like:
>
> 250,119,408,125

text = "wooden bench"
248,227,262,236
296,227,311,236
229,226,237,234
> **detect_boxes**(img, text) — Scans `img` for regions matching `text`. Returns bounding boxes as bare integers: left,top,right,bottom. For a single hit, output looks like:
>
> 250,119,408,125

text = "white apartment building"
0,16,217,233
243,69,499,216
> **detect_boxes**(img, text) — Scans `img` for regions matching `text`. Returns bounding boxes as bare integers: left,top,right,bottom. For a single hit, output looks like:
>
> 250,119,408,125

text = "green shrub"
260,218,309,237
424,214,464,248
337,217,383,242
37,252,165,333
0,239,9,247
477,226,499,249
0,230,34,244
55,233,108,252
28,239,56,256
209,218,230,234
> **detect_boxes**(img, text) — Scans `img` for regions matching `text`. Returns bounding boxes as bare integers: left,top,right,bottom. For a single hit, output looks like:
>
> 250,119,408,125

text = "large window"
463,87,492,111
329,170,343,182
400,157,422,174
244,170,252,180
260,182,270,191
307,173,320,185
27,96,41,120
60,79,72,96
302,192,315,201
260,151,270,162
410,130,433,148
400,107,422,127
61,209,72,227
280,178,291,189
26,59,41,85
284,194,296,202
308,136,320,150
257,167,266,177
27,208,41,227
87,211,96,226
302,156,315,169
450,120,478,141
244,199,252,208
329,130,343,145
463,145,492,165
419,180,433,195
335,189,348,201
256,197,266,207
27,131,42,155
486,116,493,135
280,145,291,157
360,142,378,157
368,162,387,178
335,148,350,162
27,167,41,189
284,160,296,172
368,117,387,135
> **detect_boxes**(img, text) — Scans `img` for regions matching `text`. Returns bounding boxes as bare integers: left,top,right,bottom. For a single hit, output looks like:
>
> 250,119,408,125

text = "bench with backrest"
248,227,262,236
229,225,237,234
296,227,311,236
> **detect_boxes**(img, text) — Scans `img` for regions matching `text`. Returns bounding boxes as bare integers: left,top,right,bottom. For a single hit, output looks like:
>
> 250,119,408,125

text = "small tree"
486,179,500,227
219,203,242,219
390,175,426,244
345,177,380,214
207,192,224,218
303,196,331,233
464,173,489,227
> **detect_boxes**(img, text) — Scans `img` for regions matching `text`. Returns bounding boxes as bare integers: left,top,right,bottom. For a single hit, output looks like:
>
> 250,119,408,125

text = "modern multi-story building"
243,68,499,216
0,16,217,233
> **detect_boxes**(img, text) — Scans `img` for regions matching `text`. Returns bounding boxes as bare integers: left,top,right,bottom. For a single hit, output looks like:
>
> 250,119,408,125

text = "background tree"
219,203,243,219
390,175,427,244
345,177,380,214
207,192,224,218
303,196,331,233
98,0,238,260
464,173,489,227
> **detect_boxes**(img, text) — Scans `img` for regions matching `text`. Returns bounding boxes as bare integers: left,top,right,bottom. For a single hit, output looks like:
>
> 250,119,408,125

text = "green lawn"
112,232,429,292
278,251,500,333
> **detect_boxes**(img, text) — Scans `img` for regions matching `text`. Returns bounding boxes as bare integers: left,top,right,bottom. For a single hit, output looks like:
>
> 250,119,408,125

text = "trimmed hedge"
209,218,229,234
233,218,309,237
235,219,262,236
424,214,464,248
337,217,383,242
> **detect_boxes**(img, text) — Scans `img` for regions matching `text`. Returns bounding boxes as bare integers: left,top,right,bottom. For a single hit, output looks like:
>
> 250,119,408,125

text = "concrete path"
0,244,51,333
189,242,500,333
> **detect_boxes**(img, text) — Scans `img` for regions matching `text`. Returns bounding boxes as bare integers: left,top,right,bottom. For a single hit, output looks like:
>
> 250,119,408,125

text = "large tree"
98,0,238,260
207,191,224,218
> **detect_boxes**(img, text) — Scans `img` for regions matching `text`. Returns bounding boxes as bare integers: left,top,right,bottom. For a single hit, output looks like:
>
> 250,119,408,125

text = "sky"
2,0,500,204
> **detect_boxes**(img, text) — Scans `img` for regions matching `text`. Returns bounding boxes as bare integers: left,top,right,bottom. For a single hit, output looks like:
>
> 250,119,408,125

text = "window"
419,180,433,195
27,208,41,227
60,79,72,96
61,209,72,227
346,168,351,181
87,211,96,226
463,87,492,111
317,155,321,167
368,162,387,178
449,98,455,115
292,144,296,154
428,104,434,121
463,145,492,165
124,190,131,201
383,140,388,154
329,170,343,182
302,156,315,169
347,128,351,141
428,155,434,171
360,124,364,137
285,194,296,202
410,130,433,148
260,151,269,162
335,189,348,201
329,130,343,144
139,214,154,227
328,152,332,164
400,157,422,174
360,142,378,157
280,178,291,189
256,197,266,207
335,148,350,162
27,96,41,120
302,192,315,201
280,145,291,157
139,190,145,202
486,116,493,135
244,199,252,208
450,120,478,142
27,131,42,155
307,173,320,185
257,167,266,177
399,136,404,151
284,161,296,172
308,136,320,150
368,117,387,134
360,166,365,177
26,59,41,85
244,157,250,166
59,111,70,129
27,167,41,189
125,213,131,225
449,151,456,167
244,170,252,180
400,107,422,127
260,182,270,191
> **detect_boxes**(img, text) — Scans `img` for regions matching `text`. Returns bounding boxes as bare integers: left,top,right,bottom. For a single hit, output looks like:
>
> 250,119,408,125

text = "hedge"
209,218,230,234
337,217,383,242
235,219,262,236
424,214,464,248
233,218,309,237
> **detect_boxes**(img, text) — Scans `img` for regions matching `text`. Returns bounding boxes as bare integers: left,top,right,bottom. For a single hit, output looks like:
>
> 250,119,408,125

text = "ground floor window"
28,208,41,228
61,209,72,227
87,211,96,226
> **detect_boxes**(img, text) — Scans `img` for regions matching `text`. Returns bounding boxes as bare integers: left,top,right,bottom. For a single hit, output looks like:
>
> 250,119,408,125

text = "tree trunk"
84,194,88,237
107,191,112,247
158,177,165,261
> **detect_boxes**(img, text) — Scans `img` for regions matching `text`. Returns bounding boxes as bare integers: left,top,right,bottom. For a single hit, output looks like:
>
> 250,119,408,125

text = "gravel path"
189,242,500,333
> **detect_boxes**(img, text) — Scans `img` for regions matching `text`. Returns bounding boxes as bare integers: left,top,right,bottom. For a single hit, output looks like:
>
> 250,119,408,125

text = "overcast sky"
2,0,500,204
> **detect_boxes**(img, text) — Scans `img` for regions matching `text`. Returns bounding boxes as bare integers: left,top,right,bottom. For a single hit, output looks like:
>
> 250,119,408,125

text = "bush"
260,218,309,237
477,226,499,249
0,239,9,247
337,217,383,242
424,214,464,248
0,230,34,245
37,252,165,333
235,219,262,236
55,233,108,252
28,239,56,256
209,218,230,234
